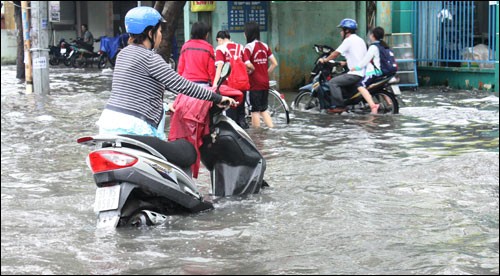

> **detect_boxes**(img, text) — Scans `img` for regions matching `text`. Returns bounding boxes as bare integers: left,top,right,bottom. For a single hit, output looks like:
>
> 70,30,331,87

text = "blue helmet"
125,6,165,35
337,18,358,30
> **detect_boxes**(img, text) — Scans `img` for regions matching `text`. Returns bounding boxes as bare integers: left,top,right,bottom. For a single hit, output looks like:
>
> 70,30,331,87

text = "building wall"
185,1,367,90
418,67,496,91
1,1,17,64
3,1,15,29
86,1,113,38
1,29,17,64
271,1,366,89
392,1,413,33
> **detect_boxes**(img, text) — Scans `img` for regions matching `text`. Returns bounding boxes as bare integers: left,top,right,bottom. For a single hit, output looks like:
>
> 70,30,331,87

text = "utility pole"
30,1,50,94
21,1,33,94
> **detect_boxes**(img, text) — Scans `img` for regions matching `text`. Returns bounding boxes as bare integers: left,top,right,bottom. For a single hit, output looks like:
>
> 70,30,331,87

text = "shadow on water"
1,65,499,275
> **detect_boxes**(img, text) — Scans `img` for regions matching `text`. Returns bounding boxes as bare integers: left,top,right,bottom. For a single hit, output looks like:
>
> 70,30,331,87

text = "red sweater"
178,39,216,83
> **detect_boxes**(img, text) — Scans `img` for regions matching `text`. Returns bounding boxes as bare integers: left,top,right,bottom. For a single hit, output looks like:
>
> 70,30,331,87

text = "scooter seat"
366,75,395,90
119,135,197,168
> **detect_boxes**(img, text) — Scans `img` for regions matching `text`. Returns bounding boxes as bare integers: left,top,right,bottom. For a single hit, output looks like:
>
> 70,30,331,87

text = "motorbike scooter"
49,38,74,67
96,33,129,69
77,63,267,228
292,60,401,114
70,38,101,68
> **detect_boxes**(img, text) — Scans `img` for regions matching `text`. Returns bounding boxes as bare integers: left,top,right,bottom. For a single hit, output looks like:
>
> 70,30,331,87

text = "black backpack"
372,43,398,75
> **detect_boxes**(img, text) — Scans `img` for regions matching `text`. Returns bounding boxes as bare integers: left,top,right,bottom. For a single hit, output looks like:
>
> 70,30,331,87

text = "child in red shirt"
213,30,248,129
170,22,215,178
177,22,215,84
243,21,278,128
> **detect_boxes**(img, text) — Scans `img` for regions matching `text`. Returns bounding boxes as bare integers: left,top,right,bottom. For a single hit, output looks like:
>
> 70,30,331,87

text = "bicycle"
164,80,290,127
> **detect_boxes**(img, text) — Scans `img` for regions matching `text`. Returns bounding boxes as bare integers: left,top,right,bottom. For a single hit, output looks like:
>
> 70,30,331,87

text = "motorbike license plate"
94,185,121,212
391,85,401,95
60,48,67,54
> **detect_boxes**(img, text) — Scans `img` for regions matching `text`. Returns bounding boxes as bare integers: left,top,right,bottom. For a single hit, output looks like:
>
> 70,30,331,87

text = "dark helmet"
337,18,358,30
125,6,166,35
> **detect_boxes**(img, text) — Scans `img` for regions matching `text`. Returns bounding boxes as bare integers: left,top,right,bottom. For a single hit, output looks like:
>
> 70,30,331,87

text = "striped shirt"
105,44,222,127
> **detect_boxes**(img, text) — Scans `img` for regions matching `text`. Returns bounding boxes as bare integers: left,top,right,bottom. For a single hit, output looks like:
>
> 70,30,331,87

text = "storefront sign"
228,1,268,32
191,1,216,12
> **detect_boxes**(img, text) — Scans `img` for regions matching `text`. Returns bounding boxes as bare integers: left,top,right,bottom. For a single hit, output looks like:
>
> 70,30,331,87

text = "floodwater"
1,65,498,275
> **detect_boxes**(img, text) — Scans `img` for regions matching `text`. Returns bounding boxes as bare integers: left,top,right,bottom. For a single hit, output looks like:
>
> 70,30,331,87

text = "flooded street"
1,65,499,275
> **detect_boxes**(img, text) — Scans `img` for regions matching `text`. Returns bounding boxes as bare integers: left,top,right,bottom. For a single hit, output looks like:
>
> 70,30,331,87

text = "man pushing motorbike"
319,18,366,113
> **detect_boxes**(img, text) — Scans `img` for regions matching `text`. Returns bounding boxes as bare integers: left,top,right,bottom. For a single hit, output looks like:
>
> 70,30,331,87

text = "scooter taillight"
88,150,138,173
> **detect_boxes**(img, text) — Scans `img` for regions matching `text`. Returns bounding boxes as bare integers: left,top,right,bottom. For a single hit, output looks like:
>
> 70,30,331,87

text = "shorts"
248,90,268,112
357,74,383,88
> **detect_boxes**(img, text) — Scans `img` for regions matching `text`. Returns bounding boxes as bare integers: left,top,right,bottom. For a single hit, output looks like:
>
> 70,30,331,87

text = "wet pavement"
1,65,499,274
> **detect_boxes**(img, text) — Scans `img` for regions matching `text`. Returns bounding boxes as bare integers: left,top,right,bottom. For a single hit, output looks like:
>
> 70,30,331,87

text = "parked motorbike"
292,60,401,114
96,34,129,69
70,38,101,68
77,63,267,228
49,38,73,67
308,44,337,82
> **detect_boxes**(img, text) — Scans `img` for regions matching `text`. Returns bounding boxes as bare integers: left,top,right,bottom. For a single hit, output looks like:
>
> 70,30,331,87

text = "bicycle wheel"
292,90,320,113
371,91,399,114
267,88,290,125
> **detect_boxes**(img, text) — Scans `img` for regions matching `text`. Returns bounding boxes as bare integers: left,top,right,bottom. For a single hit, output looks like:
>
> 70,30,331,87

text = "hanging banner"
49,1,60,22
191,1,216,12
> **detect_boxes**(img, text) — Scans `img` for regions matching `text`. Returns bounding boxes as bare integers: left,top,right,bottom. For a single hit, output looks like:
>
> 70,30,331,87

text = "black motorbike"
77,63,267,228
308,44,337,82
49,38,73,67
292,60,401,115
96,34,129,69
70,38,101,68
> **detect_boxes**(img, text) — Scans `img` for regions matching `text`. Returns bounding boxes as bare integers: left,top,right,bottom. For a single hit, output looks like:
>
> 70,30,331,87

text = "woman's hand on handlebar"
167,102,175,112
217,96,239,109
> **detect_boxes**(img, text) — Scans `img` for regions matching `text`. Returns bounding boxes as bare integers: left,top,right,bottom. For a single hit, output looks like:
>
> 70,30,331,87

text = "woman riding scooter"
96,6,237,139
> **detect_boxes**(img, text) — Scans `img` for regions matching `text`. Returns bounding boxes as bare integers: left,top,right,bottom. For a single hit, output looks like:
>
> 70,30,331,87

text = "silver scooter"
77,63,266,228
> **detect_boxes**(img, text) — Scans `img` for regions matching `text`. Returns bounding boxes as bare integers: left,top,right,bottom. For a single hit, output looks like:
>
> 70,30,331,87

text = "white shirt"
356,43,382,77
335,34,367,77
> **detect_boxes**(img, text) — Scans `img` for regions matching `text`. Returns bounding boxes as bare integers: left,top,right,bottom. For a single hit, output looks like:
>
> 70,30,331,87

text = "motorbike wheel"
109,56,117,68
63,56,72,67
292,90,320,113
119,199,167,227
49,55,60,66
71,54,86,68
97,56,107,69
126,211,153,227
371,91,399,114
